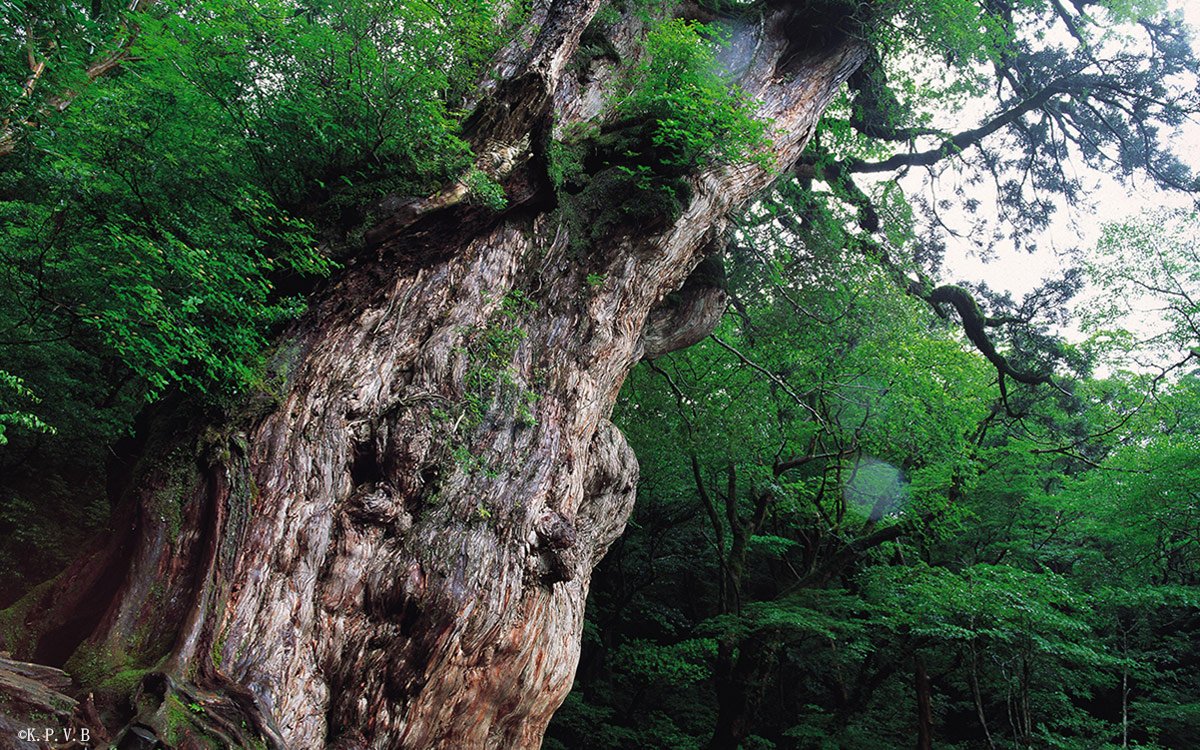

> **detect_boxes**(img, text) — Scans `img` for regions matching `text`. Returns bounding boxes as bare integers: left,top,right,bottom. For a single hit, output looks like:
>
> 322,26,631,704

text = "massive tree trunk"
3,2,865,747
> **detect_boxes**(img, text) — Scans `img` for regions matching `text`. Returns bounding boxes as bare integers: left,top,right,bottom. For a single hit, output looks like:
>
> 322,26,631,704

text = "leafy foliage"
551,18,770,249
549,173,1200,750
1083,210,1200,367
812,0,1199,252
0,371,52,446
0,0,507,595
615,19,771,173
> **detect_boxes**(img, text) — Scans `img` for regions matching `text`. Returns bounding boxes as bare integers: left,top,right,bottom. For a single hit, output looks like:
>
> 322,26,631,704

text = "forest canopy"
2,0,1200,748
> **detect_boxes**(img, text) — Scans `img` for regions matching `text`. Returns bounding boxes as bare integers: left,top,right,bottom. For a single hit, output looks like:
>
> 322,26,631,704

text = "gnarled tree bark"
2,2,866,747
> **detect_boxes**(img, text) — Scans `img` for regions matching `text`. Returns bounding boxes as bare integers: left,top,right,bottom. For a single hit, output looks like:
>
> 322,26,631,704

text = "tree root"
111,671,283,750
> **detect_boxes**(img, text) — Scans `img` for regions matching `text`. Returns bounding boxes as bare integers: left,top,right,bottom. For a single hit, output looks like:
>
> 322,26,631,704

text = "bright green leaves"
876,0,1018,66
0,371,53,446
865,563,1095,648
710,589,872,647
863,561,1126,744
616,19,770,173
1057,384,1200,587
138,0,495,209
465,167,509,211
1097,0,1170,25
3,46,329,401
85,208,316,398
1,0,515,407
549,18,771,249
0,0,129,146
1082,209,1200,368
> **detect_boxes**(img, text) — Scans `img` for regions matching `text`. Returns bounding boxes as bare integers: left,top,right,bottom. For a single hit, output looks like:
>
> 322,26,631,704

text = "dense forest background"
545,213,1200,748
2,0,1200,747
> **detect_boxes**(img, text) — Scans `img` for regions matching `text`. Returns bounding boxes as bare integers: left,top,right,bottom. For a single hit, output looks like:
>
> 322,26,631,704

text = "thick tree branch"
773,450,855,478
926,285,1053,387
847,79,1068,174
1048,0,1090,48
846,50,944,143
791,159,1059,393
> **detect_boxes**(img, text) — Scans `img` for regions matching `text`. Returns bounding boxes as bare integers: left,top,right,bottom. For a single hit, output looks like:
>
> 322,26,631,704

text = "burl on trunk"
4,2,864,747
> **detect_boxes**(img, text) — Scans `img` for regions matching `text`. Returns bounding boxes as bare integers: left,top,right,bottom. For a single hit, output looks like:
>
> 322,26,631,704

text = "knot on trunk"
535,510,578,550
576,421,639,563
532,511,579,585
642,253,727,359
347,484,414,533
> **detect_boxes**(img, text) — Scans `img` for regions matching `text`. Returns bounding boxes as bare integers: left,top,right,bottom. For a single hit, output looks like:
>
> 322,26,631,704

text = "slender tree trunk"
708,636,780,750
1122,664,1129,749
968,641,997,750
1121,628,1129,749
3,2,866,747
915,656,933,750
